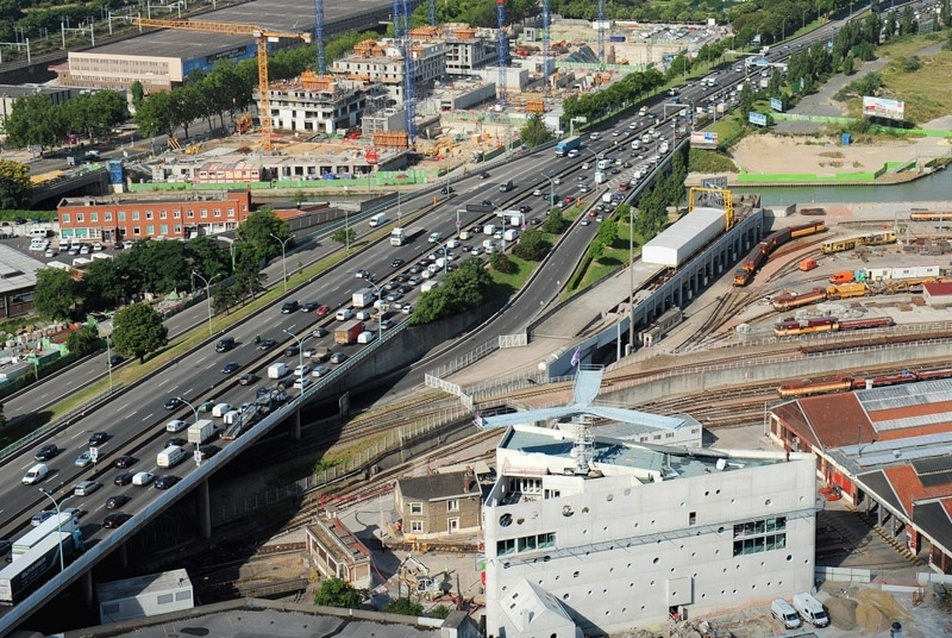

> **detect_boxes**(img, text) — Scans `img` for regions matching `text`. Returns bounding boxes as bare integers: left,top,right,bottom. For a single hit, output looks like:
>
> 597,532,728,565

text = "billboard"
749,112,768,127
770,97,784,112
690,131,719,146
862,96,904,121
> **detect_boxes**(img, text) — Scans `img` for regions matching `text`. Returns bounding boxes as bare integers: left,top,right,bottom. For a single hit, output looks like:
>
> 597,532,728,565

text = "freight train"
772,283,871,311
773,316,894,337
732,221,826,286
777,367,952,398
909,209,952,222
820,231,897,254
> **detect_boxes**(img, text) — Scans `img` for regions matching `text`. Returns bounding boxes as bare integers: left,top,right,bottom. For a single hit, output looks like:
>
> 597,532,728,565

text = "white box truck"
352,288,377,309
268,362,289,379
157,445,187,468
187,419,216,445
792,592,829,627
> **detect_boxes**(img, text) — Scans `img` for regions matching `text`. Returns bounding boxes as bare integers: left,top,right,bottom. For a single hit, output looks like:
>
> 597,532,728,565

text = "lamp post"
106,335,114,392
191,270,220,337
541,172,556,210
175,395,199,424
269,233,293,291
38,489,75,574
781,16,790,42
433,238,450,272
283,328,306,388
360,279,384,343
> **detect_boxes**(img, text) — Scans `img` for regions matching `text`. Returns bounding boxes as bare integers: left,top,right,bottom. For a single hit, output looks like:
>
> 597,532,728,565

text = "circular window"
623,488,631,496
652,557,660,565
606,494,614,502
516,517,525,525
582,506,590,514
562,504,575,517
765,498,772,506
499,514,513,527
573,571,580,579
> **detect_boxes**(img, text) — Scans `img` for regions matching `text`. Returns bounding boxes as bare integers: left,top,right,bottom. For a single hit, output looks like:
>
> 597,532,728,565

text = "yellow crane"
688,186,734,231
134,18,312,150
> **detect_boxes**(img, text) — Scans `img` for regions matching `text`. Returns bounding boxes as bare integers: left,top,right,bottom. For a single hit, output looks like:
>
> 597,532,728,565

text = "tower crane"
133,18,312,150
496,0,508,106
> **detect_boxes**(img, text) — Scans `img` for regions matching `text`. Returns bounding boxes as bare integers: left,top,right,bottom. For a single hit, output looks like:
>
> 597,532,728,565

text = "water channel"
733,166,952,208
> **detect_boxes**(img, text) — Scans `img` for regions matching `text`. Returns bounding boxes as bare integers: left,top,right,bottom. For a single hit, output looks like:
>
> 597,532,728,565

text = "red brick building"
57,191,252,242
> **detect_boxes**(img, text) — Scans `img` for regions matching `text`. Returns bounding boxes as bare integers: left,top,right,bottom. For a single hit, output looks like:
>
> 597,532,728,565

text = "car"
564,196,575,204
480,199,493,207
408,274,423,286
114,472,134,486
386,291,404,303
198,400,216,412
553,177,562,185
329,352,348,364
611,130,620,137
401,305,413,315
619,183,629,191
31,510,55,526
165,437,187,448
579,185,590,193
108,353,123,367
73,480,102,497
294,363,311,377
390,258,405,269
164,396,183,410
221,361,240,375
215,337,236,353
580,218,591,226
611,168,621,175
280,300,299,314
105,494,130,509
596,215,604,222
102,513,133,529
293,376,312,390
532,188,543,197
284,345,300,357
588,210,597,218
479,171,490,179
239,372,259,386
74,451,93,467
440,185,454,194
355,269,371,279
378,318,394,330
628,122,638,130
582,162,591,170
311,327,328,338
315,304,331,317
113,455,136,469
301,301,320,312
153,475,180,490
165,419,187,433
34,444,59,462
257,338,277,350
518,205,531,213
132,471,154,486
311,365,332,378
113,241,124,250
198,444,221,459
44,248,56,258
530,217,542,226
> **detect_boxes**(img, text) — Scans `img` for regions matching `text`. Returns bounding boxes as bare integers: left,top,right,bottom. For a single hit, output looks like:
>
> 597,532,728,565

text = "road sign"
194,450,204,466
89,447,99,462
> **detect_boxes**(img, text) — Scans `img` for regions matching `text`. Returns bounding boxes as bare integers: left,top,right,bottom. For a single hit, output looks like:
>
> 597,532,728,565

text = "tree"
130,80,145,109
331,227,356,247
81,258,126,312
314,577,362,609
111,303,168,363
33,268,77,320
541,209,567,235
428,604,452,619
411,257,492,324
519,113,553,148
2,93,64,152
596,218,619,247
66,323,99,357
842,52,855,75
512,228,549,261
128,239,191,294
188,235,232,282
384,598,424,616
489,252,514,273
0,159,32,209
235,208,290,266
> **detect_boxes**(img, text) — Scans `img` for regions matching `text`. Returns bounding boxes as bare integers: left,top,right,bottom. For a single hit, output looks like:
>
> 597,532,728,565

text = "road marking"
157,376,173,387
115,402,131,412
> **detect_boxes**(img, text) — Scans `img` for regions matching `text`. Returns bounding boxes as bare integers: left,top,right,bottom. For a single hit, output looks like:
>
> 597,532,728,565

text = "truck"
335,320,365,345
554,135,582,157
187,419,216,445
389,226,425,246
352,287,377,309
11,513,77,561
594,171,607,185
221,404,259,441
0,532,78,605
498,179,514,192
268,362,289,379
421,280,440,293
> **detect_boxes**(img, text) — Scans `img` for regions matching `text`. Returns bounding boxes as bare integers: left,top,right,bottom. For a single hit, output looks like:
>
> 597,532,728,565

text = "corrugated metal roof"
859,379,952,432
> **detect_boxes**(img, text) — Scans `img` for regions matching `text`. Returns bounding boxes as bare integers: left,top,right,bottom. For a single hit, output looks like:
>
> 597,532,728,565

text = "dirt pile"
827,588,907,633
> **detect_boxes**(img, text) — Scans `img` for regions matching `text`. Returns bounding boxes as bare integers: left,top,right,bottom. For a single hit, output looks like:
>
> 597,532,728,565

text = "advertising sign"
690,131,719,146
770,97,784,112
862,96,904,121
749,112,768,127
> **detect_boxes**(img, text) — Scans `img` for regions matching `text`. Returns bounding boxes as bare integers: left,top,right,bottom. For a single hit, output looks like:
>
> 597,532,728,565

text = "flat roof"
79,0,396,60
642,206,725,253
96,569,191,601
0,243,45,293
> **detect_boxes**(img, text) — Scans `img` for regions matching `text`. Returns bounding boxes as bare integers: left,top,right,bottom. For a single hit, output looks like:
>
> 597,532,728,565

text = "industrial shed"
641,206,726,267
97,569,194,623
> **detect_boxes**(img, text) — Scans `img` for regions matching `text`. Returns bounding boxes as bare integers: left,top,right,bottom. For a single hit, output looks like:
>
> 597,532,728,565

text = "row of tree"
0,159,32,209
562,68,666,125
3,89,128,153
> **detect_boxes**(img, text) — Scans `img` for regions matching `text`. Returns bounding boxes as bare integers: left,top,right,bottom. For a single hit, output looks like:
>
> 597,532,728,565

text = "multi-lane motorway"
0,13,858,631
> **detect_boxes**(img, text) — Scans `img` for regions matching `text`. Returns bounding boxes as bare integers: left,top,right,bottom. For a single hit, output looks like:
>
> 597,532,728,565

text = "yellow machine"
689,186,734,231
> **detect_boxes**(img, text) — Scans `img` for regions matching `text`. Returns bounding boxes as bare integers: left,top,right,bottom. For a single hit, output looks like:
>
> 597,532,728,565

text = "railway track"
672,289,756,350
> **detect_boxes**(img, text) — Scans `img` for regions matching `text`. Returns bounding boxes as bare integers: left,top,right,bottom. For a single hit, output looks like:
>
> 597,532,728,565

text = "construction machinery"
688,186,735,231
134,18,312,150
396,554,448,601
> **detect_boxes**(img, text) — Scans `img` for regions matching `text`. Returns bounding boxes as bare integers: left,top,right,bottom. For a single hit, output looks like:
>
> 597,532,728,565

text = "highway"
0,14,860,631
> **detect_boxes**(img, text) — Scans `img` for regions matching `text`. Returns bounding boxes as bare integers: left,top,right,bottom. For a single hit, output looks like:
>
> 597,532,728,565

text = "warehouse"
642,206,727,267
55,0,419,91
770,378,952,574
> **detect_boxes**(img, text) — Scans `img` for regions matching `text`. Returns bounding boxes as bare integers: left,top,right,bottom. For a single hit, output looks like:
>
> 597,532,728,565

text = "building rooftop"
397,468,479,501
0,243,46,293
96,569,191,601
59,191,244,207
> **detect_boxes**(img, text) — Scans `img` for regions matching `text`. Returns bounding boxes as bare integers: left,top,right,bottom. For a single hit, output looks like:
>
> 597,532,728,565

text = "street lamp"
269,233,293,292
360,279,384,344
781,16,790,42
541,171,557,209
38,488,75,574
433,238,450,273
283,328,306,388
175,396,199,424
191,270,220,337
106,335,113,392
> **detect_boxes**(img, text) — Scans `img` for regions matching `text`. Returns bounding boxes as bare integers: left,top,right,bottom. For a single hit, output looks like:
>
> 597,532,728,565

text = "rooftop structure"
642,206,727,267
333,38,447,102
265,72,388,136
770,378,952,573
0,243,47,319
96,569,194,623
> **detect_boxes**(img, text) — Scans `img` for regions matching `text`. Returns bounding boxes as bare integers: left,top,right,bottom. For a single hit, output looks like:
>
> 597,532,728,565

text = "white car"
427,231,442,244
294,364,311,377
132,471,155,486
165,419,188,433
582,162,591,170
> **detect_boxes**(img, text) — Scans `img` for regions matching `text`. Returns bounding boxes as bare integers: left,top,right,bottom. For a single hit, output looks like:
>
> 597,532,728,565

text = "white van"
792,592,829,628
483,224,496,236
22,463,49,485
156,445,187,468
336,308,354,321
368,213,389,227
29,228,49,238
211,402,233,418
771,599,801,629
357,330,376,344
222,410,241,425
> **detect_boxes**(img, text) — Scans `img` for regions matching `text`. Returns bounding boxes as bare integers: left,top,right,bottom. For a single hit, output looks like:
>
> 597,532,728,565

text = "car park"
239,372,259,386
114,472,134,486
102,513,133,528
34,444,59,462
105,494,130,509
74,451,93,467
154,475,180,490
132,471,155,486
73,480,102,497
113,455,136,469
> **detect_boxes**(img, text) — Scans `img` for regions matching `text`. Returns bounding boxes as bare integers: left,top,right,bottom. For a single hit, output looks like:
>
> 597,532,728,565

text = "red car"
315,304,331,317
619,183,629,191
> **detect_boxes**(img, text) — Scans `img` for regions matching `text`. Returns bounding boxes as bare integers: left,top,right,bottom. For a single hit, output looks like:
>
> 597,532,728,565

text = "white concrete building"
265,77,387,135
481,368,817,638
332,39,446,102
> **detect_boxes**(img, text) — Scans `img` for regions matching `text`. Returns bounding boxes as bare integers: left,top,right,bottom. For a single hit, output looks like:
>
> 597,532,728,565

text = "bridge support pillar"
82,569,95,609
198,479,212,539
290,408,301,440
118,541,128,570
